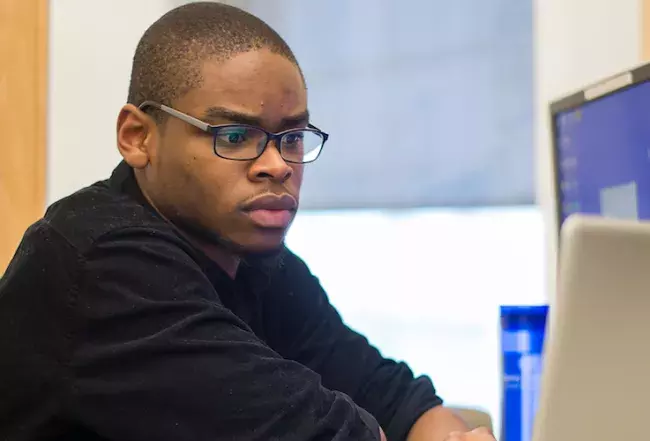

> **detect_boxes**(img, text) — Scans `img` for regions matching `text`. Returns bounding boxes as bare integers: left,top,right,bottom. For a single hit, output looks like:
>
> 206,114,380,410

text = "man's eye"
226,132,246,144
216,129,249,146
284,132,304,144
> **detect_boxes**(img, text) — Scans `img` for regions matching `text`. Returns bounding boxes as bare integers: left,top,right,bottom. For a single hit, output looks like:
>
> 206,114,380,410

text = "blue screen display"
555,81,650,225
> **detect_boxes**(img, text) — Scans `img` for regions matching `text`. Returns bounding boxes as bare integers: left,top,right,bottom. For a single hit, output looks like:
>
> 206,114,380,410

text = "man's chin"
203,230,286,258
240,230,290,255
229,231,292,273
167,215,288,261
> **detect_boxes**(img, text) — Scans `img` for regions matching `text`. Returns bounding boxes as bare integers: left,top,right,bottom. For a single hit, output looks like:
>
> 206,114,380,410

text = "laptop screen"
553,80,650,225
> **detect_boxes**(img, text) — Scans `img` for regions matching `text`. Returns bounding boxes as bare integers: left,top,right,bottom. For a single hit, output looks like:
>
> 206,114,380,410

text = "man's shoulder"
43,178,173,253
1,177,199,302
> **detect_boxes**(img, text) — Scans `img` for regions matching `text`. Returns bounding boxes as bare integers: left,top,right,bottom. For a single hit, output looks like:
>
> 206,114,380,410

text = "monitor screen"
554,81,650,225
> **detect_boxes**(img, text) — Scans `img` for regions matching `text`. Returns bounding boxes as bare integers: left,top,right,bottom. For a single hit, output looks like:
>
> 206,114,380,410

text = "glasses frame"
138,100,328,164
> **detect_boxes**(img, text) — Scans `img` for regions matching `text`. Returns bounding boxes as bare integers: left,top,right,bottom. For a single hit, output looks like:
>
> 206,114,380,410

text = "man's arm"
64,228,382,441
261,251,496,441
261,250,445,441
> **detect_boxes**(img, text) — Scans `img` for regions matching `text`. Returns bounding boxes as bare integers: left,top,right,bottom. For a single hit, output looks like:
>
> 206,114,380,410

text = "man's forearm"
405,406,469,441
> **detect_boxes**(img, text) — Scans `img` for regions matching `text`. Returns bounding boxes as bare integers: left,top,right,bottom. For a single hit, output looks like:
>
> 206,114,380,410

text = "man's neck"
199,242,240,279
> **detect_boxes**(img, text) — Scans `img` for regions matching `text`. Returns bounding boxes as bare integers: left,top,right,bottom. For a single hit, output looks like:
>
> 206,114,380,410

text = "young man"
0,3,494,440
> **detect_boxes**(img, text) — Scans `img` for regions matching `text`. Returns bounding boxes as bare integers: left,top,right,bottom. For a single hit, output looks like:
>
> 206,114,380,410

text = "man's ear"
116,104,157,170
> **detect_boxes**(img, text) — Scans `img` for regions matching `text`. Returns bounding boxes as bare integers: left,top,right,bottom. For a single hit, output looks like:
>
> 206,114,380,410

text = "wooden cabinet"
645,0,650,60
0,0,48,272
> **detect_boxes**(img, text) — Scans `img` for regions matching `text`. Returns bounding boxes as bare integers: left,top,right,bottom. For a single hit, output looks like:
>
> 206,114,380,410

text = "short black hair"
127,2,301,121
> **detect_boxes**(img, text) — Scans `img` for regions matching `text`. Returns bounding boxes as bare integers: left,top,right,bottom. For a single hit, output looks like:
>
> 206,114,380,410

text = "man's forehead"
180,52,307,127
200,50,304,91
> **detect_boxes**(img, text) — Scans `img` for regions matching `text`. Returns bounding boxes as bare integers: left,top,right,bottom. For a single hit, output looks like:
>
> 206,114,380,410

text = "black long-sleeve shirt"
0,162,443,440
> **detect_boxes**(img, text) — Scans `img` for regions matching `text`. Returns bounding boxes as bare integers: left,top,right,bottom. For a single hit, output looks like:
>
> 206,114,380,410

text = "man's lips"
241,194,297,229
242,194,297,211
244,209,294,228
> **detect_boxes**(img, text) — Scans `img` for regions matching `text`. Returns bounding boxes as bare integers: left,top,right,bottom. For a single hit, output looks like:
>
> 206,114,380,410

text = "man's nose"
249,141,293,183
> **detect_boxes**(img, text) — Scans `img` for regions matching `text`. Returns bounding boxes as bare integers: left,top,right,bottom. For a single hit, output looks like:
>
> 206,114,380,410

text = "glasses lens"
214,126,266,160
281,130,324,163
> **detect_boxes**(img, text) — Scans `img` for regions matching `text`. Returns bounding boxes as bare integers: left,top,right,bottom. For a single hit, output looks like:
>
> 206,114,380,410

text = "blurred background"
1,0,647,433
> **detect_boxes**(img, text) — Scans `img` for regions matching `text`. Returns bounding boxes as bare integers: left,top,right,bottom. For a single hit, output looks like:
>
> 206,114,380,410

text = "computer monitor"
550,62,650,232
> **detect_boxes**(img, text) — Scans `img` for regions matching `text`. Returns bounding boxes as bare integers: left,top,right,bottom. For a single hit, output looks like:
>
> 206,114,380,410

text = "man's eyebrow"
202,107,261,126
202,106,310,130
279,110,310,129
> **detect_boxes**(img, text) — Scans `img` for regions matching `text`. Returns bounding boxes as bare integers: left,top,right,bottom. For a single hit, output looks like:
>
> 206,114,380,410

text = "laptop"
532,214,650,441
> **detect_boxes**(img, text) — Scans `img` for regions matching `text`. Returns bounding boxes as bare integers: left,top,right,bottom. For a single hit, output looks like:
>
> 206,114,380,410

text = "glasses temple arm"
138,101,210,132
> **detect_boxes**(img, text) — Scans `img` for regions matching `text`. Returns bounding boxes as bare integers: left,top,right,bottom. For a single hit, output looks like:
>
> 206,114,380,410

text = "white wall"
47,0,177,204
534,0,642,300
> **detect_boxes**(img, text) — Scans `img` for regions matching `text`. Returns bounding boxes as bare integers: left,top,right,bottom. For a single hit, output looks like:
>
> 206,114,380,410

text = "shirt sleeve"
261,250,444,441
65,228,382,441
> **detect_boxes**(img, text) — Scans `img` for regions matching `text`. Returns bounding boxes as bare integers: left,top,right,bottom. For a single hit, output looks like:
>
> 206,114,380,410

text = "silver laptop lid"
533,215,650,441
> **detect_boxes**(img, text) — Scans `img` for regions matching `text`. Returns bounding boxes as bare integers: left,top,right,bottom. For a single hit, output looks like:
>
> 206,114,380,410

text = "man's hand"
444,427,496,440
407,406,495,441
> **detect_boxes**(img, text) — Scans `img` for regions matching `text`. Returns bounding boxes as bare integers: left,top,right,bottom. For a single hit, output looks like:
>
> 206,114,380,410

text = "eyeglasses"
138,101,328,164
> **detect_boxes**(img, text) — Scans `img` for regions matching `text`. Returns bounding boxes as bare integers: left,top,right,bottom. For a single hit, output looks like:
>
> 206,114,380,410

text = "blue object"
554,80,650,224
500,305,549,441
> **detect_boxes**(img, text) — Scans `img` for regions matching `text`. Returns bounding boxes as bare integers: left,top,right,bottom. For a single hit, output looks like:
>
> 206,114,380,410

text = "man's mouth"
244,209,294,228
241,193,298,229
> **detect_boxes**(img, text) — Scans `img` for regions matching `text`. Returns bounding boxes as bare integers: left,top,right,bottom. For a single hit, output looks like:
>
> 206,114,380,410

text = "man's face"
143,49,307,252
